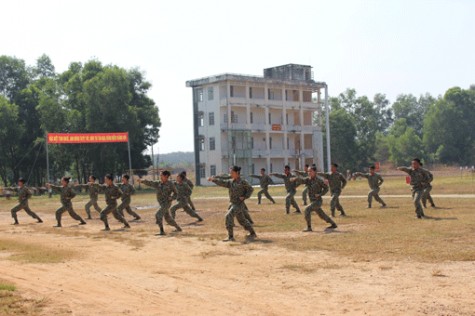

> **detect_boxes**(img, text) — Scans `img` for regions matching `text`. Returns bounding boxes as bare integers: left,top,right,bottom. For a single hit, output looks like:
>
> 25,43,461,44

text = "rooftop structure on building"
186,64,330,186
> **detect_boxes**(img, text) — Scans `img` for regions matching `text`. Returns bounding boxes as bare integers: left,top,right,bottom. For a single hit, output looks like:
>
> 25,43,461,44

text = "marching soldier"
293,164,310,206
180,171,197,212
9,178,43,225
208,165,256,242
92,174,131,231
75,175,101,219
117,174,141,221
47,177,87,227
250,168,275,204
397,158,431,219
420,164,436,208
318,163,347,217
139,171,182,235
292,165,337,231
170,173,203,222
270,165,301,214
354,165,387,208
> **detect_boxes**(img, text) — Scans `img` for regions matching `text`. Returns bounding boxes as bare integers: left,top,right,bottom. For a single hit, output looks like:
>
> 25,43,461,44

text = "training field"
1,175,474,315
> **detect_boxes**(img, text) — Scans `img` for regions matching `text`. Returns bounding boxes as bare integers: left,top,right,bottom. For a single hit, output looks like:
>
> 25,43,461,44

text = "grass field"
0,174,474,315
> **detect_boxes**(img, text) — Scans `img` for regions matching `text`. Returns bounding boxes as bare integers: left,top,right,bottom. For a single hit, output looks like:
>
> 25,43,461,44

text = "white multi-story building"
186,64,329,186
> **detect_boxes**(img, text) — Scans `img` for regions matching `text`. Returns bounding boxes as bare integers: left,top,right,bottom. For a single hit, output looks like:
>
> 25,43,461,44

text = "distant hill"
155,151,194,167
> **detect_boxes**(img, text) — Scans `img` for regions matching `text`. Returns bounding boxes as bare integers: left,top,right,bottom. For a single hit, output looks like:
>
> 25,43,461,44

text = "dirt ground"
1,195,475,316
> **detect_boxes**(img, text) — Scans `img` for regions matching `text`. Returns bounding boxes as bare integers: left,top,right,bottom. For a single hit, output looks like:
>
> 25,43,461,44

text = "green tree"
0,96,23,185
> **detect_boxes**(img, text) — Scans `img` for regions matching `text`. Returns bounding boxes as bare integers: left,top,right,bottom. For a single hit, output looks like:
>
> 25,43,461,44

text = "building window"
250,112,253,124
210,165,216,176
231,136,236,151
270,163,273,173
251,137,254,149
209,137,215,151
231,111,238,123
224,113,228,123
230,85,234,97
287,137,289,150
200,164,206,178
268,113,271,124
208,87,214,100
209,112,215,126
286,113,289,125
269,137,272,149
268,89,275,100
251,163,255,175
198,89,203,102
199,137,205,151
249,87,253,99
198,112,204,127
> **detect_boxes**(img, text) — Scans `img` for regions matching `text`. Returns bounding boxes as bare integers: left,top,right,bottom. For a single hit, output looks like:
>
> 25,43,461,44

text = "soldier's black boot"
303,226,312,232
197,215,204,222
54,221,62,228
247,227,257,239
12,212,19,225
102,225,110,231
36,217,43,223
367,204,372,209
331,209,335,217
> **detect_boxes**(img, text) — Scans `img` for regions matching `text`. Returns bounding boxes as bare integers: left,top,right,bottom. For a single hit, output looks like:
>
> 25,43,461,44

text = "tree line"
325,86,475,171
0,55,160,186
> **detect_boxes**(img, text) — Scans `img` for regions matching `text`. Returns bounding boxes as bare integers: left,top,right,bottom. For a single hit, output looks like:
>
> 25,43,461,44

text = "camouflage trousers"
368,188,385,206
11,202,40,222
302,187,309,205
187,196,196,211
225,203,254,237
257,188,275,204
56,202,85,225
305,199,335,228
117,198,140,219
100,203,128,228
285,190,300,213
85,198,101,218
170,200,201,220
422,187,435,207
228,202,254,225
330,191,345,216
412,189,425,217
156,202,180,231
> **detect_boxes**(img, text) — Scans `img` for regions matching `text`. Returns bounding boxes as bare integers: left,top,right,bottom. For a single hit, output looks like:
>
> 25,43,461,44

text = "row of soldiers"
6,158,436,241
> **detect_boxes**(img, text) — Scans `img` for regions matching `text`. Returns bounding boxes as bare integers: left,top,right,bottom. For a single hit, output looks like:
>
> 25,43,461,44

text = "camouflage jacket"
271,173,297,193
174,181,192,202
212,177,253,205
50,185,76,205
294,176,329,202
398,167,431,191
250,174,274,189
354,172,384,190
10,186,32,204
183,177,194,190
78,183,100,199
421,168,433,188
142,180,177,206
317,172,347,193
117,183,135,201
92,184,123,205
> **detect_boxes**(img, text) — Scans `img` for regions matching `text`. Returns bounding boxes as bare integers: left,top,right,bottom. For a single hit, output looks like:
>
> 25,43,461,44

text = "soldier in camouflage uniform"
420,164,436,208
354,165,387,208
92,174,131,231
139,170,182,235
215,169,254,224
76,175,101,219
47,177,87,227
117,174,141,221
9,178,43,225
292,166,337,231
397,158,431,218
318,163,347,217
180,171,197,212
271,165,301,214
294,164,310,206
170,173,203,221
250,168,275,204
208,165,257,242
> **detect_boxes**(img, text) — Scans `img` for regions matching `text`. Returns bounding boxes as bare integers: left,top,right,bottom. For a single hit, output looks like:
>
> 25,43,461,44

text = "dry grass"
0,279,45,315
0,238,76,263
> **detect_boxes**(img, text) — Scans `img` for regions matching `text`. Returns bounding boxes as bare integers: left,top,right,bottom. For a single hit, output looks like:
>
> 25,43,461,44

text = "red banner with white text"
47,133,129,144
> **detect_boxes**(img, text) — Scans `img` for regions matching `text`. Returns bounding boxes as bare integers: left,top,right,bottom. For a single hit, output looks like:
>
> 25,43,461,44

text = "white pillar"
324,84,331,172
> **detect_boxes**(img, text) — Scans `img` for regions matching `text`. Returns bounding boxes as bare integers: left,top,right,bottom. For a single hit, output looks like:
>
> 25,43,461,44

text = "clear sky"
2,0,474,154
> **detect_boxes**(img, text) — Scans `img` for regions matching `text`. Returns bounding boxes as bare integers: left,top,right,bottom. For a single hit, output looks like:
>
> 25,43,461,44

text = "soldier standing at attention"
270,165,301,214
75,175,101,219
117,174,141,221
293,164,310,206
353,165,387,208
47,177,87,227
170,173,203,222
139,171,182,236
420,163,436,208
292,165,337,231
10,177,43,225
92,174,131,231
180,171,197,212
318,163,347,217
250,168,275,204
397,158,431,219
208,165,256,242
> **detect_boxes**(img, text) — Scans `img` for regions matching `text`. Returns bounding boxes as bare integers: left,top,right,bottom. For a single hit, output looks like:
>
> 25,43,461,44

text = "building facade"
186,64,329,186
